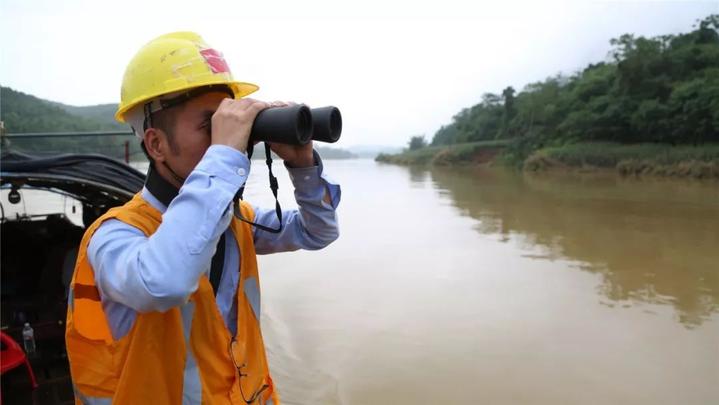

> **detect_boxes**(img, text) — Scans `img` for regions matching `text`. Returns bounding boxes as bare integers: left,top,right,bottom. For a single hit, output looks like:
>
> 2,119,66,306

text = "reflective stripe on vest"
244,276,261,322
74,384,112,405
180,301,202,404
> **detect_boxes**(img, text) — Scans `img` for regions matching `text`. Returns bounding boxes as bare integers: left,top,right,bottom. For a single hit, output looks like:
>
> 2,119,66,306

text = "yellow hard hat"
115,32,258,123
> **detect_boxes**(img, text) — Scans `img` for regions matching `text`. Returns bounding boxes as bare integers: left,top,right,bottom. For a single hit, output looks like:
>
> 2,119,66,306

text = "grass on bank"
376,139,719,179
376,140,509,165
525,142,719,179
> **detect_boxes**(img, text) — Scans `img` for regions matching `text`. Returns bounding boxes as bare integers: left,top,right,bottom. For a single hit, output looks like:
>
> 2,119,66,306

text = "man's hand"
270,141,315,168
211,98,269,153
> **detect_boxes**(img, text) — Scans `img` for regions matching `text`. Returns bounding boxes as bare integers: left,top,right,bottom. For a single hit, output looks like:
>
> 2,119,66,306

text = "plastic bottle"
22,323,36,355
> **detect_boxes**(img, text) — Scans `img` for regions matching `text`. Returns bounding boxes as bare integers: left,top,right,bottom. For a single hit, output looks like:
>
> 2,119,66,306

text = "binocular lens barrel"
250,105,342,145
250,104,312,146
311,106,342,143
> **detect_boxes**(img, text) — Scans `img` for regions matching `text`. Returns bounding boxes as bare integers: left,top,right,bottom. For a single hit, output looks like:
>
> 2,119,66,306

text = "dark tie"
209,232,226,297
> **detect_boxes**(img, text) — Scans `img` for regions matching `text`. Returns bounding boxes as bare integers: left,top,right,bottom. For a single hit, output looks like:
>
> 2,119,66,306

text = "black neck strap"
143,143,283,234
233,142,283,234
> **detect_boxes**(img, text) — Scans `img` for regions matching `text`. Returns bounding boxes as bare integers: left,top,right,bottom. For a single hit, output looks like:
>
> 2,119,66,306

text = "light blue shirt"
87,145,340,339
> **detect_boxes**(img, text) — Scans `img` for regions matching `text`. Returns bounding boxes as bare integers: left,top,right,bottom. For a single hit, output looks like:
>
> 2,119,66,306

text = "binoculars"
250,105,342,145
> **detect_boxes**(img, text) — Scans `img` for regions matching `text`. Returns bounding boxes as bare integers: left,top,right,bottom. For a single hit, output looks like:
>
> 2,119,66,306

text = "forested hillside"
0,87,124,132
430,15,719,152
53,102,125,130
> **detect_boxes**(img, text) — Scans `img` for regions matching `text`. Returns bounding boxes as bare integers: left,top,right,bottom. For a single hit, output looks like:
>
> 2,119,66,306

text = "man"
65,32,340,404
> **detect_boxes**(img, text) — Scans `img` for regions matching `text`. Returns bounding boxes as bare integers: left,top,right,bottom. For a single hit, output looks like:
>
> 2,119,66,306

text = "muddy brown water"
246,159,719,405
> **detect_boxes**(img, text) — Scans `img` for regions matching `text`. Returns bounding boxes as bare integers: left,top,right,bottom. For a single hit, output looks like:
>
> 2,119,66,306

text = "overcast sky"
1,0,717,147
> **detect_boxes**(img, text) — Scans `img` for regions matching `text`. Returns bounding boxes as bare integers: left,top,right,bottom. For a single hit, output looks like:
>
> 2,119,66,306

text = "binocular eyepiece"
250,105,342,146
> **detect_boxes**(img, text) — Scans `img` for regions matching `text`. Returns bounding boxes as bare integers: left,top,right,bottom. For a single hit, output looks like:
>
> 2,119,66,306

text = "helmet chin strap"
139,141,186,185
140,87,231,188
162,161,186,185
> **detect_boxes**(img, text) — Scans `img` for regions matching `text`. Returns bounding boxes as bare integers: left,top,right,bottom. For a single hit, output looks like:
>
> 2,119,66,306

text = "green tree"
408,135,427,151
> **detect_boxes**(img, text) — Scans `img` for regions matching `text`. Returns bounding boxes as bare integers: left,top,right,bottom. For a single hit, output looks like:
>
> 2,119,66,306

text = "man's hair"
149,106,181,154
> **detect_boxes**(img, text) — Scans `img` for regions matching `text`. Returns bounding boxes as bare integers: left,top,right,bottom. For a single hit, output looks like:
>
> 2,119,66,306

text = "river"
244,159,719,405
4,157,716,404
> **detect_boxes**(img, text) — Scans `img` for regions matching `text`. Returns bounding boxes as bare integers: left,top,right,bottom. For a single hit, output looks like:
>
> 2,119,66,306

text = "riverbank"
525,142,719,179
375,140,508,166
376,141,719,179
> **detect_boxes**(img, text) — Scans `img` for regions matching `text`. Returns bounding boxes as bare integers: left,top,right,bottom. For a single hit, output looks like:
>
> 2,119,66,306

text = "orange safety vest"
65,193,279,404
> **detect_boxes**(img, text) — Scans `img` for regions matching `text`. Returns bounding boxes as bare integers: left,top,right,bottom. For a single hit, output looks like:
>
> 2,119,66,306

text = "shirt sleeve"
252,151,341,254
88,145,250,313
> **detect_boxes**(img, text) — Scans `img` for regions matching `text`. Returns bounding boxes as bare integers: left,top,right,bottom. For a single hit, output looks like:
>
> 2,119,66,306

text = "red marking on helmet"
200,48,230,74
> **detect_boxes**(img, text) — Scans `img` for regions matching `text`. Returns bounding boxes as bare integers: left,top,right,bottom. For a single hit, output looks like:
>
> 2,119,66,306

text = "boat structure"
1,149,144,404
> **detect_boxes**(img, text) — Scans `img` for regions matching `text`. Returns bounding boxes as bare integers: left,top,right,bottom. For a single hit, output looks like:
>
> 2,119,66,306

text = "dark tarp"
1,151,146,217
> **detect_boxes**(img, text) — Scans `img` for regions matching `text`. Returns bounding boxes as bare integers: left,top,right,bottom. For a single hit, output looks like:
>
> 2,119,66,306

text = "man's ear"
143,128,166,163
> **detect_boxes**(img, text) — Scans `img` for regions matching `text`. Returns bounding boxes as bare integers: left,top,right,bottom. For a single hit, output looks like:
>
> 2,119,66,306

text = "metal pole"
5,131,134,138
125,141,130,163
